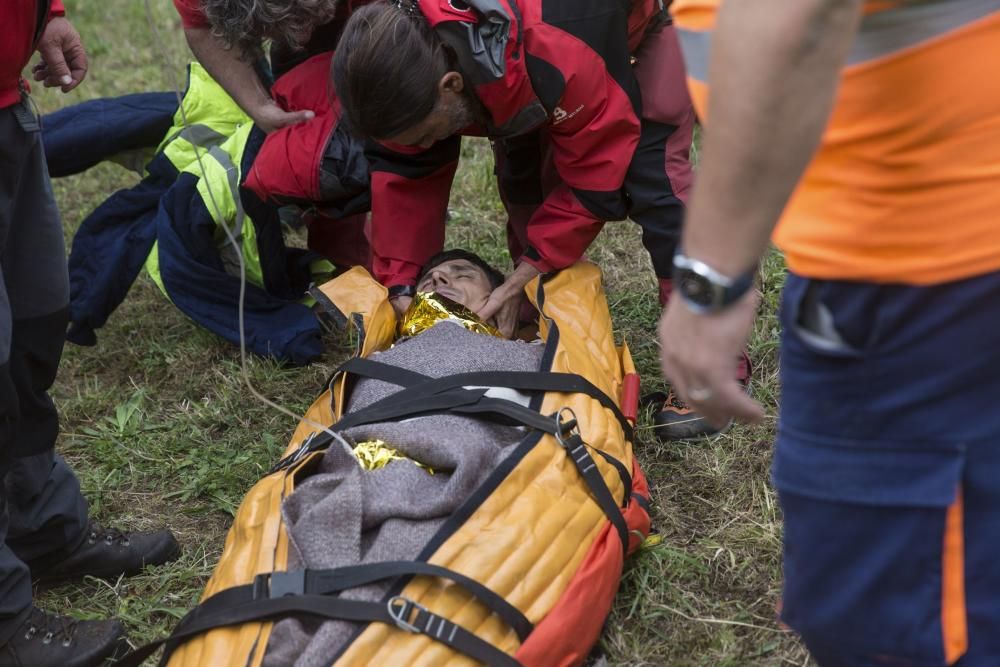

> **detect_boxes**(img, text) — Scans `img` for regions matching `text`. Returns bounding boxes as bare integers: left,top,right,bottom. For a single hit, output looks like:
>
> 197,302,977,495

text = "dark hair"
418,250,505,290
331,1,451,140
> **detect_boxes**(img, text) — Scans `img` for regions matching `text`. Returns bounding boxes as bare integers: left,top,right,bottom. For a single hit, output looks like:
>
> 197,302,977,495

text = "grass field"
32,1,810,664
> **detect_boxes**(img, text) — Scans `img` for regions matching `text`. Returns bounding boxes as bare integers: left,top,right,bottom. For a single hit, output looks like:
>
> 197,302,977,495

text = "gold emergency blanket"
352,439,434,474
398,291,502,339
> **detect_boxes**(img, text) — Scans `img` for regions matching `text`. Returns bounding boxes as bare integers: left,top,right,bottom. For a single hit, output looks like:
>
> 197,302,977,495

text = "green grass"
32,1,809,664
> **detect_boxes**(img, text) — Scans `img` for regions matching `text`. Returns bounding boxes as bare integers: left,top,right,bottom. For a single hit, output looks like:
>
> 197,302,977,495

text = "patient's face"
416,259,493,312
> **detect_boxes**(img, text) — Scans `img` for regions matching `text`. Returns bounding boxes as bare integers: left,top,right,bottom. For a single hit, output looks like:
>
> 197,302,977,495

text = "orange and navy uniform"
0,0,65,110
674,0,1000,287
672,1,1000,664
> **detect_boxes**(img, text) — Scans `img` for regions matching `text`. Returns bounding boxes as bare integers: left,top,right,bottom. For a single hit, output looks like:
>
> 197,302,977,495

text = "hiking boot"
0,606,127,667
30,523,181,585
653,351,752,441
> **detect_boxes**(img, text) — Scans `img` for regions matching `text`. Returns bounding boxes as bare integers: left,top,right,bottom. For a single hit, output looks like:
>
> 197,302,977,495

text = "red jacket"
244,54,342,205
370,0,661,287
1,0,64,109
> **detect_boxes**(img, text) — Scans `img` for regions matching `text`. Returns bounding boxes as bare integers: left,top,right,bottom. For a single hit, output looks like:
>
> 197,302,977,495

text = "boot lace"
19,607,78,649
86,523,131,547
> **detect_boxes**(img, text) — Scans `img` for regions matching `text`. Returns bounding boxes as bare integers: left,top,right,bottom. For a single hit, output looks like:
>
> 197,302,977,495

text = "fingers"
274,109,316,129
494,298,520,339
671,372,764,429
475,290,517,337
478,264,537,327
61,38,88,92
658,290,764,428
35,18,87,92
255,106,315,133
35,42,73,89
476,295,501,323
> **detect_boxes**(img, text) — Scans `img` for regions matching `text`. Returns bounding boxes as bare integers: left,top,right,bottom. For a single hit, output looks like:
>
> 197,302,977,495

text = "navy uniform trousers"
0,99,89,645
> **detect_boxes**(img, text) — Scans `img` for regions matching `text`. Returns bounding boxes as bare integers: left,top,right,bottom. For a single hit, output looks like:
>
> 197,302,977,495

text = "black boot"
0,607,127,667
30,523,181,585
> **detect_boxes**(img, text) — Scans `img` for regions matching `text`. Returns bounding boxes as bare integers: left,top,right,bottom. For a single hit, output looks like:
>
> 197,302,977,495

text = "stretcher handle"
621,373,640,425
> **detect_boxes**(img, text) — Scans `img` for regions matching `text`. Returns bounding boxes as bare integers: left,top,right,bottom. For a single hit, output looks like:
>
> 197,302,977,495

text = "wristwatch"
672,253,755,314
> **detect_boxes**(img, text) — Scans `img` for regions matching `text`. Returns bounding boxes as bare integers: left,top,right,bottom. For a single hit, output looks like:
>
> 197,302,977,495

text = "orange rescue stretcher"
125,262,651,667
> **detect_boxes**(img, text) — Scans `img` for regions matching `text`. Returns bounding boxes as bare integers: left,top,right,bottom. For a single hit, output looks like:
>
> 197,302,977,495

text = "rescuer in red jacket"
1,3,180,665
333,0,748,437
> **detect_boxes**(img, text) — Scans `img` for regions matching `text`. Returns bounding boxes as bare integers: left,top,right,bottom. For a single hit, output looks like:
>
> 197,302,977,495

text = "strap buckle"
554,407,596,473
252,570,306,599
387,596,427,633
553,407,580,448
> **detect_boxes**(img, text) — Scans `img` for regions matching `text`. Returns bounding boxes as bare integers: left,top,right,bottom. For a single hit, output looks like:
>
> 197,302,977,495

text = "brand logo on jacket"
552,104,584,125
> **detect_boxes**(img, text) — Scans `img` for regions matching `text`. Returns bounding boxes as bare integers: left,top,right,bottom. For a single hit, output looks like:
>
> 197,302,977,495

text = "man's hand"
658,291,764,428
33,17,87,93
477,262,540,338
183,26,313,134
251,100,315,134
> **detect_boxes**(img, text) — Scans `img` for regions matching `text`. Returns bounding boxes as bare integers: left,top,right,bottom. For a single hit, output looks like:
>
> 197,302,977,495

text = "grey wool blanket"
263,322,545,666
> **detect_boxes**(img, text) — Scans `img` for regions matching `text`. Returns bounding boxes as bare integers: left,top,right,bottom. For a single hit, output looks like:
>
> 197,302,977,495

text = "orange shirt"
673,0,1000,285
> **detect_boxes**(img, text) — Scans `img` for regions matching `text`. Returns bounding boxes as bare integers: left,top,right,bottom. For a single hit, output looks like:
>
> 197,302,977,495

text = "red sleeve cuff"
519,253,556,275
49,0,65,17
374,261,423,290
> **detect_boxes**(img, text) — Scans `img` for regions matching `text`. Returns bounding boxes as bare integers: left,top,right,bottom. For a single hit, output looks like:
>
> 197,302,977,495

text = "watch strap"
672,253,756,313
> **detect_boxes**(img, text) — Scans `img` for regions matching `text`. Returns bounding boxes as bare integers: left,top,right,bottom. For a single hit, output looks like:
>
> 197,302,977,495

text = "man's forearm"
682,0,865,276
184,27,271,121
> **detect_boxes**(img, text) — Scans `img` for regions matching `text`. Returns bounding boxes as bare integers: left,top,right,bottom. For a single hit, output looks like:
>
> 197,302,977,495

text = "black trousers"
0,99,89,645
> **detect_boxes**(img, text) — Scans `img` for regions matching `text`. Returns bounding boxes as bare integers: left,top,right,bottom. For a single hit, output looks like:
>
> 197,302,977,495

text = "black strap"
443,396,571,435
192,561,532,642
332,393,636,528
559,433,630,555
269,430,336,473
120,593,522,667
275,371,635,505
335,358,633,440
333,358,634,500
338,356,429,386
631,492,651,513
333,386,491,431
593,449,633,508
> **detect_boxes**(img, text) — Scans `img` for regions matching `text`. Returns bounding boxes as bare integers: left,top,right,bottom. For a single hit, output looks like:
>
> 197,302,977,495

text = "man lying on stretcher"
263,249,543,665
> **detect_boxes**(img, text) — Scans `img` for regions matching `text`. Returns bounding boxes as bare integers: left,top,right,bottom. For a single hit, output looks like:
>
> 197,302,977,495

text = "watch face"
679,270,714,307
